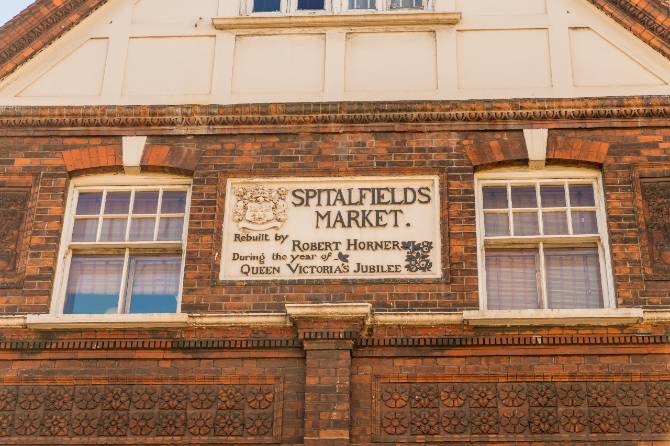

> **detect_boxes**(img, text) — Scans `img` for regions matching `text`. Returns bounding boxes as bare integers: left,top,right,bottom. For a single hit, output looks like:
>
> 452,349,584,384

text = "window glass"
542,211,568,235
349,0,376,8
513,212,539,236
162,191,187,214
133,191,159,214
64,256,124,314
254,0,281,11
569,184,595,207
100,218,127,242
389,0,423,8
511,186,536,208
572,210,598,234
129,218,156,241
158,218,184,241
298,0,325,9
540,185,565,207
127,256,181,314
483,186,507,209
545,248,602,309
72,219,98,242
104,192,131,214
76,192,102,215
484,213,509,237
485,249,540,310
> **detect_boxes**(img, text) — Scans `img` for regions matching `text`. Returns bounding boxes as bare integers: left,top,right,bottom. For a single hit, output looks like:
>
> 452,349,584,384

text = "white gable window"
253,0,281,12
246,0,427,14
298,0,326,9
52,175,191,315
389,0,424,9
349,0,376,9
475,168,615,311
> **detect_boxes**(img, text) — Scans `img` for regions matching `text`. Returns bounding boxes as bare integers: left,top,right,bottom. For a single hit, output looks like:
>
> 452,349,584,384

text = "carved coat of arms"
233,186,288,231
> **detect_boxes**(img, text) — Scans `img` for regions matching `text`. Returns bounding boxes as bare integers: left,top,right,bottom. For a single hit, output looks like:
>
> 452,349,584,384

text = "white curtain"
545,248,602,308
485,249,540,310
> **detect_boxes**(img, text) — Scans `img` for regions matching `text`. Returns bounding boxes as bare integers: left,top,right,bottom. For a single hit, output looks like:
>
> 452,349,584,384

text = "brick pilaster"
286,304,371,446
303,339,353,446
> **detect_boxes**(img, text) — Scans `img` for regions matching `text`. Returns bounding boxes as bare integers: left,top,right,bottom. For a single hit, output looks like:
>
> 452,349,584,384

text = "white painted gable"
0,0,668,106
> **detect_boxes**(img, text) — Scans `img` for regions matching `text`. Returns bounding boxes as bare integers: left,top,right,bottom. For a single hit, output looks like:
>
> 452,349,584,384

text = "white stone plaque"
220,176,441,280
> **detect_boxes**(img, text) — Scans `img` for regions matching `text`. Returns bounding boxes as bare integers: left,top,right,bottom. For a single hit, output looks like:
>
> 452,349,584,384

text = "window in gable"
298,0,325,9
389,0,424,9
349,0,376,9
253,0,281,11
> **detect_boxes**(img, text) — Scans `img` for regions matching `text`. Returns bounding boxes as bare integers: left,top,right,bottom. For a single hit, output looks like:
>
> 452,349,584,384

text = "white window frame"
474,166,616,311
50,174,192,316
243,0,334,15
242,0,431,15
386,0,427,10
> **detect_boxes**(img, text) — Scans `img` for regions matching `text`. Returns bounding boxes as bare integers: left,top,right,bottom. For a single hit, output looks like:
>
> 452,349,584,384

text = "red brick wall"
0,129,669,314
0,324,667,445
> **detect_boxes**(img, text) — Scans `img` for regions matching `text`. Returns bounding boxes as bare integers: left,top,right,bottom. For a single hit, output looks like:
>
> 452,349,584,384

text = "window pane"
569,184,595,207
72,219,98,242
349,0,375,8
133,191,159,214
104,192,131,214
129,217,156,241
484,213,509,237
513,212,539,236
76,192,102,215
511,186,537,208
545,248,603,309
542,211,568,235
390,0,423,7
572,211,598,234
158,217,184,241
253,0,281,11
161,191,187,214
298,0,325,9
128,256,181,314
485,249,540,310
63,256,123,314
540,185,566,208
483,187,507,209
100,218,127,242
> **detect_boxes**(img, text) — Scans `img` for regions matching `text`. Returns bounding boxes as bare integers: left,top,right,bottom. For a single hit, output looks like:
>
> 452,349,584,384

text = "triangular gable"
0,0,668,106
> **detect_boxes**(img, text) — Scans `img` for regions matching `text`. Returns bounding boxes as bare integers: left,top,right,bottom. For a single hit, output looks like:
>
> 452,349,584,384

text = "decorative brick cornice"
357,334,670,348
0,97,668,133
586,0,670,60
0,334,666,352
0,338,302,351
0,0,109,80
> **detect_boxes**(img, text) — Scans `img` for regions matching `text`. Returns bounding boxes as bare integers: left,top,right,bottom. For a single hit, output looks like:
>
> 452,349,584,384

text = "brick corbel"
140,144,200,176
285,303,372,341
61,146,123,176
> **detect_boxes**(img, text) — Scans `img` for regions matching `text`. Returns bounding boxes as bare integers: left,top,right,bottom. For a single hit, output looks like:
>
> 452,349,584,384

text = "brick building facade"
0,0,668,445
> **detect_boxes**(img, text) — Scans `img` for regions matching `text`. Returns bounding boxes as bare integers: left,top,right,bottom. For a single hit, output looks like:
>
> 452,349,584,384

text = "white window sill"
213,11,461,30
26,313,189,330
4,308,659,330
462,308,643,327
